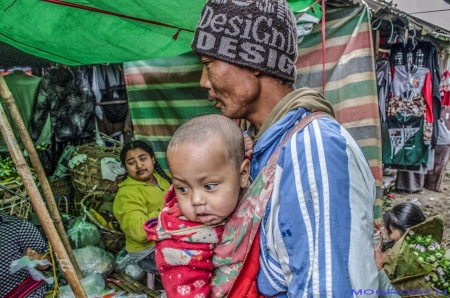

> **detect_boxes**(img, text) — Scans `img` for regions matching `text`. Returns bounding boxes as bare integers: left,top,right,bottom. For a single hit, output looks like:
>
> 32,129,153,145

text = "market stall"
1,0,449,297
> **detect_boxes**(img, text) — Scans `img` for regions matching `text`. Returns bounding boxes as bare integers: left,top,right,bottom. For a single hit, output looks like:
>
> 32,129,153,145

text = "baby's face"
167,138,248,225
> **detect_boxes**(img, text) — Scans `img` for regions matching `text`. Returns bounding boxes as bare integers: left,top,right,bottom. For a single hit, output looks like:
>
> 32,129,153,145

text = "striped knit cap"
191,0,298,83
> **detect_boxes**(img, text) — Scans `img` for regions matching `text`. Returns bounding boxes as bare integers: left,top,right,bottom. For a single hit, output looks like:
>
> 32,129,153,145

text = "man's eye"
204,184,218,191
127,161,135,166
177,186,188,193
140,157,146,162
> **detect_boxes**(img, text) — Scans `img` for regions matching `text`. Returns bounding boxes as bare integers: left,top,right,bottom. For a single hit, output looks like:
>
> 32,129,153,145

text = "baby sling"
213,111,331,297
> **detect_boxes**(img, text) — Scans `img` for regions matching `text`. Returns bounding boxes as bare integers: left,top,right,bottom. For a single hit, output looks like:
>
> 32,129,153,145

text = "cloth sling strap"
4,277,45,298
223,111,332,298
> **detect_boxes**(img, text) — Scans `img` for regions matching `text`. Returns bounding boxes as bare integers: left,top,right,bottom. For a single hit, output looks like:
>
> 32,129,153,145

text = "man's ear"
253,70,261,77
239,159,251,188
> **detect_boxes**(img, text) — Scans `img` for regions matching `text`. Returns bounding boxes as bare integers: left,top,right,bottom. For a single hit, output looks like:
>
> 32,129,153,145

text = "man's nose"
199,66,211,90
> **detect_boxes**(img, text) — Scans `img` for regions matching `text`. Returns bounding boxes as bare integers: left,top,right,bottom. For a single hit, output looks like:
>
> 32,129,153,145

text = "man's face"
199,55,260,119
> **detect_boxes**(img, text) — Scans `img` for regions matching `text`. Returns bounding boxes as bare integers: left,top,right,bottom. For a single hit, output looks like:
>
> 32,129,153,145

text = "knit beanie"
191,0,298,83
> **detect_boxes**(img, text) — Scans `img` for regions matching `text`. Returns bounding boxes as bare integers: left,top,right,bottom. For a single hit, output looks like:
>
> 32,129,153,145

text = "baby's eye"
204,184,218,191
176,186,188,194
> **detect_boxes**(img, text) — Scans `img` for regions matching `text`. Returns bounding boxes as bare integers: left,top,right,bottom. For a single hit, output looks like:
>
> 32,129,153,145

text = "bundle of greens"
383,215,448,297
405,231,450,293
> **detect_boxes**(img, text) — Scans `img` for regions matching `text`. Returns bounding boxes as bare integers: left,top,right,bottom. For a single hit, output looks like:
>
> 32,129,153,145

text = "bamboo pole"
0,74,83,279
0,75,87,297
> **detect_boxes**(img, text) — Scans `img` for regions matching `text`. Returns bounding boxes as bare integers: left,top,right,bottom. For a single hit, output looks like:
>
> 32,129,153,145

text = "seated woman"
375,202,441,297
113,141,171,275
1,211,51,298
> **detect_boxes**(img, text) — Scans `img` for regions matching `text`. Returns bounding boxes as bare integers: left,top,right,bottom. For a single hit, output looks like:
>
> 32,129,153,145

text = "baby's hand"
243,133,254,160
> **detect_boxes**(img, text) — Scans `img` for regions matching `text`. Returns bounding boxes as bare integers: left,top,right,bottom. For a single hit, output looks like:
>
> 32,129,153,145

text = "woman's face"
387,226,403,242
124,148,155,183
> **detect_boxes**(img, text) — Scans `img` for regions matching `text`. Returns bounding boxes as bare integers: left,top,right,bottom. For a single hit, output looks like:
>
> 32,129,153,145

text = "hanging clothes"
28,67,96,143
414,42,442,146
383,64,433,169
390,42,442,146
1,71,52,152
92,64,128,124
383,115,429,169
376,59,391,123
424,106,450,192
391,64,434,129
441,70,450,106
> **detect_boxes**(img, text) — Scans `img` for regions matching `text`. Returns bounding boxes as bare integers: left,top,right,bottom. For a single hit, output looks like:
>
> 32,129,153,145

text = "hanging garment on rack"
390,64,433,144
376,59,391,123
441,70,450,106
424,106,450,192
387,93,432,143
383,114,429,169
1,71,52,152
28,67,96,143
390,42,442,146
92,64,128,124
413,42,442,147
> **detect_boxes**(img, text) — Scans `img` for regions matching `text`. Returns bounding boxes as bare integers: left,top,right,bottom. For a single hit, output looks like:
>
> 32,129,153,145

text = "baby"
144,114,251,298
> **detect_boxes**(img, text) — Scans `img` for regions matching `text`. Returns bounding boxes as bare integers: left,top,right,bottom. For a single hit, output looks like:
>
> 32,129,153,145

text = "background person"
0,211,51,298
113,141,171,275
375,203,428,298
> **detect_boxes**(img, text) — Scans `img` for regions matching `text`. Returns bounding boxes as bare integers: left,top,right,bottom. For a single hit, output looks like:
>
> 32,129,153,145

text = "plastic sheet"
10,256,53,284
73,246,115,278
59,273,106,297
67,216,102,249
115,248,146,282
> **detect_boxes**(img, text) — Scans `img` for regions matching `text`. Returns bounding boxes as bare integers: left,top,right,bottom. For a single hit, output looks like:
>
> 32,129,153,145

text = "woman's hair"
120,140,172,184
383,202,426,236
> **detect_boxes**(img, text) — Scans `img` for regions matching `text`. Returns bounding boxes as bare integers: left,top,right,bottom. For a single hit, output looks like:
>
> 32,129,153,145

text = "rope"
48,242,60,298
321,0,326,92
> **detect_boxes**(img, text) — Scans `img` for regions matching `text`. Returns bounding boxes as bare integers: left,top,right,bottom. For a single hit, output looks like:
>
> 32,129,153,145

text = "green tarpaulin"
0,0,321,65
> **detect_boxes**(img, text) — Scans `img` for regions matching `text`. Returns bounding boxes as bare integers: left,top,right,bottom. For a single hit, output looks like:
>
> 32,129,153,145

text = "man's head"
191,0,298,123
167,114,250,225
191,0,298,83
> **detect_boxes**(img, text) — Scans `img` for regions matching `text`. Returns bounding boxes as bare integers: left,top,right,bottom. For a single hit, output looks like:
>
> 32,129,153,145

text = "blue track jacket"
252,108,379,297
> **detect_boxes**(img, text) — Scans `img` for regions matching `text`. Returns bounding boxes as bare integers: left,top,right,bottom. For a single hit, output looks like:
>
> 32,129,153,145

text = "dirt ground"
383,165,450,247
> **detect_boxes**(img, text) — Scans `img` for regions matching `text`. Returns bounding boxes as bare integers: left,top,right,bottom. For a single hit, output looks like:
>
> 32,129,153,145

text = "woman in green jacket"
113,141,171,274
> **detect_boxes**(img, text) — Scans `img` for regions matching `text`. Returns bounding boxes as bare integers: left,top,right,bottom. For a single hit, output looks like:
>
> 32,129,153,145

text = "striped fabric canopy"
296,5,383,223
124,52,219,170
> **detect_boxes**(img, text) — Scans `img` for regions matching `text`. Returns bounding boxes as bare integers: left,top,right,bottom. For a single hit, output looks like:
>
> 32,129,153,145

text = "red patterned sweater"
144,187,224,298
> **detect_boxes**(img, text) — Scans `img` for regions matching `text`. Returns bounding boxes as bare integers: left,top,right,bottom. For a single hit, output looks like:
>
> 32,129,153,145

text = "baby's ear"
239,159,251,188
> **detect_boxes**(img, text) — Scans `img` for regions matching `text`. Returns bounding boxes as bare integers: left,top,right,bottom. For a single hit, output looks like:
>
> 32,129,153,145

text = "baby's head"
167,114,250,225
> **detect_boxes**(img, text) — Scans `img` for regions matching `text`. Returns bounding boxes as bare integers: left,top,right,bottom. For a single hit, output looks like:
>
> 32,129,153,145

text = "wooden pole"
0,75,84,280
0,75,87,297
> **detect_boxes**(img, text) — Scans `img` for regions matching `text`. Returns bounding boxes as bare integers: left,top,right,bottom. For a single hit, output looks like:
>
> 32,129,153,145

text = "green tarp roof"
0,0,321,66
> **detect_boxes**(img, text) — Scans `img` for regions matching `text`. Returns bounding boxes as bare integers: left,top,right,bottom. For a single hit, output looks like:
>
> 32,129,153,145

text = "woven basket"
80,192,125,254
49,177,73,196
70,133,124,196
0,180,32,219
